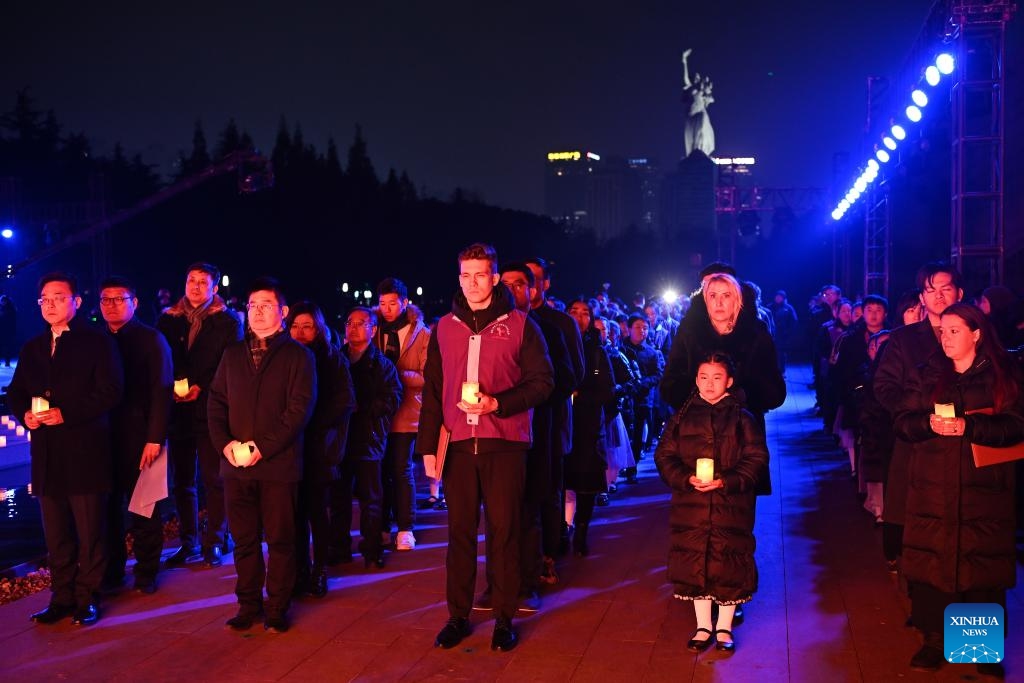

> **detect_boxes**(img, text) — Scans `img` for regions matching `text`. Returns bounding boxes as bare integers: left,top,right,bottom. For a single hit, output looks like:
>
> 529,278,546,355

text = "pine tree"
215,118,242,159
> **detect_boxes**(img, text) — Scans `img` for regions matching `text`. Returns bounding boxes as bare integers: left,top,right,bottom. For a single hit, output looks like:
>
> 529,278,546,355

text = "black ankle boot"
310,565,327,598
573,524,589,557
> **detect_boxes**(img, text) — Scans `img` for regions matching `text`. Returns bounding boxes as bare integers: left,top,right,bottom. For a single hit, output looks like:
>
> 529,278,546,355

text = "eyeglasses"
344,320,373,328
37,295,70,307
246,303,278,313
99,296,133,306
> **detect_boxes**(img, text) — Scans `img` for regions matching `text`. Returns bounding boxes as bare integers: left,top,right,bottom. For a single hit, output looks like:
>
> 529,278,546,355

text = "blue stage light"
0,229,12,239
883,136,897,150
936,53,955,75
839,199,850,211
911,89,928,107
891,124,907,140
867,159,880,172
925,65,941,86
854,178,867,192
831,208,843,221
906,105,922,122
876,149,891,163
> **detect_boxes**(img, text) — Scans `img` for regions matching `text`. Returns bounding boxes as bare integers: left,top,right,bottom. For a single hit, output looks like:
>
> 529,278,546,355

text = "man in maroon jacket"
419,243,553,652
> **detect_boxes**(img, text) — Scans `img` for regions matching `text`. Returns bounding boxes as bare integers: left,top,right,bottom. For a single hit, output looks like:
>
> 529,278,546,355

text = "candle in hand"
174,379,190,397
461,381,480,405
696,458,715,483
31,397,49,414
0,436,6,447
231,442,254,467
934,403,955,418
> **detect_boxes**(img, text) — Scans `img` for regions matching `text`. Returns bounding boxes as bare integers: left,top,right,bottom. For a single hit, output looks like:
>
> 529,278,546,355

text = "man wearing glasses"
208,277,316,633
156,262,243,568
8,272,124,626
97,276,173,595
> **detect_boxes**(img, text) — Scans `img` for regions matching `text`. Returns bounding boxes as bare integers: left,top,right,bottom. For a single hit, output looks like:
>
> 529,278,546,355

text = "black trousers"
225,478,297,617
330,458,383,559
445,442,526,621
104,469,164,586
39,493,107,609
169,431,226,549
295,478,330,573
382,432,416,532
910,581,1007,639
631,405,656,463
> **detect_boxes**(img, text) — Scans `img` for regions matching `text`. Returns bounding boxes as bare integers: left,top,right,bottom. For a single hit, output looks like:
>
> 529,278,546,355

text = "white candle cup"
461,381,481,405
173,379,190,398
0,436,6,447
231,442,254,467
15,426,25,437
934,403,956,418
1,416,8,426
31,397,49,414
696,458,715,483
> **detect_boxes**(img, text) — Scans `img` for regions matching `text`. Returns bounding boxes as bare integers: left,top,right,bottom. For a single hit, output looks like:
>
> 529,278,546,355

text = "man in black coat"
208,277,316,634
8,272,124,626
330,307,402,569
157,262,243,567
98,276,174,594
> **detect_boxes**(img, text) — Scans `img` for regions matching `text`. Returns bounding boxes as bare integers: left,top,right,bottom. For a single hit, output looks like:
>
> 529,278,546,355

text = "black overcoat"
303,338,355,482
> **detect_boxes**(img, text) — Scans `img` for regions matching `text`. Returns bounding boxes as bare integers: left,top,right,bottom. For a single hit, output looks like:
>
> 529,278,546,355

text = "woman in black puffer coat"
893,303,1024,672
655,351,768,654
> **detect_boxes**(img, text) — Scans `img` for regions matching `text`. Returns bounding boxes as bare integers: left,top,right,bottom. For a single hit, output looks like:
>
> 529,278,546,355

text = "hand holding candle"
173,379,190,398
695,458,715,483
934,403,956,418
461,381,480,405
31,397,50,415
231,442,254,467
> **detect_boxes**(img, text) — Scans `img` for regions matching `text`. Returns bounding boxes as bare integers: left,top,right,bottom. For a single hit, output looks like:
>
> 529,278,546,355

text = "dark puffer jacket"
654,393,768,602
894,355,1024,593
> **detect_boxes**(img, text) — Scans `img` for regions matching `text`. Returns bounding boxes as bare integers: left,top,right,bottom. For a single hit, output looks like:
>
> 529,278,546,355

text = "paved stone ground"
0,365,1019,681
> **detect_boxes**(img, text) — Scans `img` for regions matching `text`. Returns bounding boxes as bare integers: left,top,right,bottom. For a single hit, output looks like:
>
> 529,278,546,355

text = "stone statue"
682,48,715,158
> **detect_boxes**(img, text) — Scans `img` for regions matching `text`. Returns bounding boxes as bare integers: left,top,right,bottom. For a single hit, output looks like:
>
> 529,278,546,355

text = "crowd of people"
6,246,1022,677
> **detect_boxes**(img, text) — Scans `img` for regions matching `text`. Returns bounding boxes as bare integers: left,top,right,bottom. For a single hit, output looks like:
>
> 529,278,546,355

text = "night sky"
5,1,936,213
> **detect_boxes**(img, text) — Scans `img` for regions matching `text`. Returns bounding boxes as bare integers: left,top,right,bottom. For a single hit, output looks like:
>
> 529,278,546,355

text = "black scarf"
380,313,410,364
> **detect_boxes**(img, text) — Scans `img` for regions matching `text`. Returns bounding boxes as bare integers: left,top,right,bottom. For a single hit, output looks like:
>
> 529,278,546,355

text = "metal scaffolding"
949,0,1015,285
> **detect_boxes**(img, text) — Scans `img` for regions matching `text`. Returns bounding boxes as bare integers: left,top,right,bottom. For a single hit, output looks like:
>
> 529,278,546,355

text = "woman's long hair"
936,302,1019,411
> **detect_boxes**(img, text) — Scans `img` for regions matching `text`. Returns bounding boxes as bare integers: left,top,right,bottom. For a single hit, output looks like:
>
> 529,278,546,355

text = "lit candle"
934,403,955,418
461,381,480,405
15,426,25,437
1,416,8,426
0,436,6,447
173,379,190,397
231,442,254,467
31,397,49,414
696,458,715,483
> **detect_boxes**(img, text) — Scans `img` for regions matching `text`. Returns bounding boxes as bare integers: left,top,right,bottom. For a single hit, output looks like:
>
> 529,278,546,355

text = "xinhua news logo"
943,603,1003,664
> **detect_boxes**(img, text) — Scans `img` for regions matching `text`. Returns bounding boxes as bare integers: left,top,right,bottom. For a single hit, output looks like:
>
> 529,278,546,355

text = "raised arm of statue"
681,48,693,91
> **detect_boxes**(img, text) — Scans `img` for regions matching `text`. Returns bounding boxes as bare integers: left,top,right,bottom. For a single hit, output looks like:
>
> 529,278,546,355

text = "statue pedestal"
660,152,717,264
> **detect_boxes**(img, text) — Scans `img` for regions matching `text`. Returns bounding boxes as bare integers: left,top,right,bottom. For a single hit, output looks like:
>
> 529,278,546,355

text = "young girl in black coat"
654,351,769,655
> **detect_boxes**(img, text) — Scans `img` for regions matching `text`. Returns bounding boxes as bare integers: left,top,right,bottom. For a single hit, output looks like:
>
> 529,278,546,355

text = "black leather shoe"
30,604,73,624
714,629,735,653
310,567,328,598
166,545,201,565
364,552,385,569
225,609,264,631
71,604,99,626
977,662,1005,679
491,617,518,652
909,644,943,671
264,614,289,633
686,627,714,652
732,605,744,625
435,617,471,649
133,578,158,595
203,545,223,568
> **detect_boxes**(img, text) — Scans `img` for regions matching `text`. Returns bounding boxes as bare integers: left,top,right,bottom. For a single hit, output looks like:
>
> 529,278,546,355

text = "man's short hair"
458,243,498,274
185,261,220,283
524,256,549,279
347,306,377,327
862,294,889,311
377,277,408,300
627,314,648,329
99,275,137,298
500,262,535,286
38,271,78,296
915,261,963,292
821,284,841,296
247,276,287,307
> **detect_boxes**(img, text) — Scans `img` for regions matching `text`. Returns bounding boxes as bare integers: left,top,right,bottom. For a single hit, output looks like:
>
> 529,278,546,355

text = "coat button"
44,390,52,398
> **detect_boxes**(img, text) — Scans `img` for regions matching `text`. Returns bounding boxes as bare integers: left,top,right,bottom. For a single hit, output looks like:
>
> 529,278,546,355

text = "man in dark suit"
208,277,316,634
157,262,243,567
98,276,174,594
8,272,124,626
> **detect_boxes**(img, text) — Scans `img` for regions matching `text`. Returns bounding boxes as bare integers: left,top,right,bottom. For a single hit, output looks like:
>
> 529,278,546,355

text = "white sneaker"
395,531,416,551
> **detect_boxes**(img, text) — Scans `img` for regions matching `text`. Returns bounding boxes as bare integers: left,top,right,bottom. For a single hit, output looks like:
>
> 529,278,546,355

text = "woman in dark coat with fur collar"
893,303,1023,674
